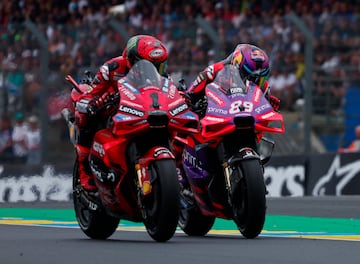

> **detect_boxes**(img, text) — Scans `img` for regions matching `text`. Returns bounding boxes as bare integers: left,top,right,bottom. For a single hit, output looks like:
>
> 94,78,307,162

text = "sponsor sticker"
207,90,225,106
150,49,164,58
93,142,105,157
170,103,188,116
154,148,172,157
119,86,136,100
119,105,144,117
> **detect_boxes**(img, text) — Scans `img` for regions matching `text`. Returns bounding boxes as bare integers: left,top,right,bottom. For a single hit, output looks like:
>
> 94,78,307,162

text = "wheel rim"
178,189,193,228
232,176,247,230
142,180,160,231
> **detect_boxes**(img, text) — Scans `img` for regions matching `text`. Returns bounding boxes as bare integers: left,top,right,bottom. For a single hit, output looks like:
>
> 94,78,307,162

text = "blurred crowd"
1,0,360,160
0,112,41,164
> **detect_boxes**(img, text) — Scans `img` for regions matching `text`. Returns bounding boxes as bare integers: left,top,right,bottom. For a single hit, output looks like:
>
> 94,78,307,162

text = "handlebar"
65,75,83,94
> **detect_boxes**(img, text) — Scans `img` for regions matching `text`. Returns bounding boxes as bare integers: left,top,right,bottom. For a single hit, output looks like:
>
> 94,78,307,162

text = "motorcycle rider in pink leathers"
172,44,280,166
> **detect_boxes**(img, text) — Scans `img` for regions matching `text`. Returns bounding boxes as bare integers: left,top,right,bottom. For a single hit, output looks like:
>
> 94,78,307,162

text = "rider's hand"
184,91,195,107
185,92,208,118
87,92,120,115
86,93,109,115
177,78,187,92
87,98,99,115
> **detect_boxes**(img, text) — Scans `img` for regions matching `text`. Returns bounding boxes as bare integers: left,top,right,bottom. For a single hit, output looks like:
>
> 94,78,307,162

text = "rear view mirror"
259,137,275,165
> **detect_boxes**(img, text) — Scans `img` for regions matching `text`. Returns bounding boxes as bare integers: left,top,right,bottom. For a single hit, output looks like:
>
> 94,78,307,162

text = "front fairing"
201,65,284,140
111,60,199,137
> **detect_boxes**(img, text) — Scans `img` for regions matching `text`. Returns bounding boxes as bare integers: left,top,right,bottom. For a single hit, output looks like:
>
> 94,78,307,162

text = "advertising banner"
1,152,360,202
307,153,360,196
0,164,72,202
265,155,307,197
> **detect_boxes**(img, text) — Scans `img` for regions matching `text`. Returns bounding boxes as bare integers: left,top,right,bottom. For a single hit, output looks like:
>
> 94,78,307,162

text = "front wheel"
231,159,266,239
178,188,215,236
73,160,120,239
141,159,180,242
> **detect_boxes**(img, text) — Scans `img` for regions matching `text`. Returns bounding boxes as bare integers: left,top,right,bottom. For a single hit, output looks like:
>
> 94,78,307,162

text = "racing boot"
76,145,97,192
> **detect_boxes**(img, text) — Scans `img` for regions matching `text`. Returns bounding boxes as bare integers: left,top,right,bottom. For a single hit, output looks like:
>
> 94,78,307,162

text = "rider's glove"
268,94,280,111
177,78,187,92
87,98,100,115
185,92,208,118
80,70,94,85
86,92,119,115
184,91,199,108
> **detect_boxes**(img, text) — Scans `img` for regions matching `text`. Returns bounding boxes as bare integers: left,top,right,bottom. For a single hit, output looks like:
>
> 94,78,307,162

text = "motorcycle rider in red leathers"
173,44,281,165
75,35,168,192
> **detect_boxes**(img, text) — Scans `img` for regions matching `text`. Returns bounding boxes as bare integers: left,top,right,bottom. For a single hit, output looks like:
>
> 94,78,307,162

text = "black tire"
231,159,266,239
73,160,120,239
141,159,180,242
178,191,215,236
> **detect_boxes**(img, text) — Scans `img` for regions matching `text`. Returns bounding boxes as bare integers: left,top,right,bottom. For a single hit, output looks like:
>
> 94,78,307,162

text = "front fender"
139,146,175,167
228,147,260,167
137,147,175,195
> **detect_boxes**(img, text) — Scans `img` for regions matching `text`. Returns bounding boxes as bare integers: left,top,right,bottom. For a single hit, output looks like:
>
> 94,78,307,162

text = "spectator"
5,55,24,113
267,67,287,108
11,112,28,164
338,125,360,153
283,66,301,111
0,114,13,162
24,115,41,165
0,0,360,158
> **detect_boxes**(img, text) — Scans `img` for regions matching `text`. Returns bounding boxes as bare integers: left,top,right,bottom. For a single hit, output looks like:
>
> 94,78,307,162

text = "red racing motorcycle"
62,60,199,242
177,64,285,238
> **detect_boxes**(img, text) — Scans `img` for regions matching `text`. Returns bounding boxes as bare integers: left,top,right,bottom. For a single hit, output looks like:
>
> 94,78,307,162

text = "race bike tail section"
63,60,199,242
179,64,285,238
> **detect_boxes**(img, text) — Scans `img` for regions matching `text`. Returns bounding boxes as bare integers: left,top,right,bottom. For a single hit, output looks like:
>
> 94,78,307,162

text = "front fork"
135,146,175,196
219,136,274,192
219,145,262,203
134,146,175,218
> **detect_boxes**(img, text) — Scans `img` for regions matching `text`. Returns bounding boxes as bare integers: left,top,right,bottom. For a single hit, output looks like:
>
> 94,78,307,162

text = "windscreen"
210,64,246,95
125,59,162,90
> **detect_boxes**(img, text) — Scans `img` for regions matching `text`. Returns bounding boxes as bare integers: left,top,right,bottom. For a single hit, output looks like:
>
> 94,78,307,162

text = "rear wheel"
73,160,120,239
231,159,266,239
178,189,215,236
141,159,180,242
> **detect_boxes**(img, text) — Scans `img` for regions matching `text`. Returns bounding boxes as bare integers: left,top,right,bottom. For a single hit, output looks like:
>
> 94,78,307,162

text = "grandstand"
1,0,360,163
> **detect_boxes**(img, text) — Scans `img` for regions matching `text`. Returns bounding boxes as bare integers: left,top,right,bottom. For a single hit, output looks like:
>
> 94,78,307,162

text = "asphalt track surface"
0,196,359,264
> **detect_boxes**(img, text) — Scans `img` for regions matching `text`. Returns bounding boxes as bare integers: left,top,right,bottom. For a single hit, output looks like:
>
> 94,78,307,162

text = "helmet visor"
243,65,269,88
